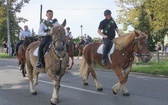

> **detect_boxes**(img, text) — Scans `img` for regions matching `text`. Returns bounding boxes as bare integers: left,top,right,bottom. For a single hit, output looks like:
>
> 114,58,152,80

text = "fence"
150,51,168,62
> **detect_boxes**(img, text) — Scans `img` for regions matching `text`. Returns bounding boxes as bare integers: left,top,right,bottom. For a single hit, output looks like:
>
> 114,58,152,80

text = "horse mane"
113,32,135,50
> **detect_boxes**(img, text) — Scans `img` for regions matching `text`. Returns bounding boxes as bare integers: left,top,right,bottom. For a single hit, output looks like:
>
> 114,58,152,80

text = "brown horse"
66,37,74,70
75,43,84,59
25,20,69,105
80,30,150,96
16,36,35,77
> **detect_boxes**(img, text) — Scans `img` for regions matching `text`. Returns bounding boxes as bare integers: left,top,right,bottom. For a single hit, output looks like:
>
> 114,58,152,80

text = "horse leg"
112,68,125,95
33,69,39,86
68,56,74,70
77,49,81,59
77,50,80,59
18,60,21,70
50,79,60,105
26,64,37,95
47,72,60,105
83,69,90,85
89,66,103,91
121,66,131,96
21,63,26,77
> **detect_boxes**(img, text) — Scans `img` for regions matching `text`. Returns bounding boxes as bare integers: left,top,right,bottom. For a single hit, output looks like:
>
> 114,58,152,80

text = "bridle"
133,36,150,57
51,35,66,75
114,33,150,69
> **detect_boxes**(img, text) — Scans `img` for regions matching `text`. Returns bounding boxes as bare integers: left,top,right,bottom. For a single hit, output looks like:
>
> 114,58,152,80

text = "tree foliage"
0,0,30,45
115,0,168,50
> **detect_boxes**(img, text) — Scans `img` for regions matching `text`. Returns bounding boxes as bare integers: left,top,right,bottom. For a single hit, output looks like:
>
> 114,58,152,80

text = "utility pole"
6,0,11,55
40,4,42,24
80,25,83,39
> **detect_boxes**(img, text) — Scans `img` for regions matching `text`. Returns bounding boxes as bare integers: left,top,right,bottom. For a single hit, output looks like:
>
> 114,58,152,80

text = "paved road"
0,58,168,105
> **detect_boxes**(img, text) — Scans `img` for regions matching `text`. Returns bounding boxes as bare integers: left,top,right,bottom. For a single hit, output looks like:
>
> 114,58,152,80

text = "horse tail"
79,55,88,77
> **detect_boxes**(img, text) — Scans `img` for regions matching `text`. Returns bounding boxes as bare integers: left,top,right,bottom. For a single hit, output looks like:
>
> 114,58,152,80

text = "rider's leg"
36,36,52,68
101,38,111,65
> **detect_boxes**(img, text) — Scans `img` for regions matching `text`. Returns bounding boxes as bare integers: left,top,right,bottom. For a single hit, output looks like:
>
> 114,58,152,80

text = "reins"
114,33,149,69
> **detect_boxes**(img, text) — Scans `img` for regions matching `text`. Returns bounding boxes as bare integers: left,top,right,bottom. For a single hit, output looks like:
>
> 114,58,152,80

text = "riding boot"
36,48,44,68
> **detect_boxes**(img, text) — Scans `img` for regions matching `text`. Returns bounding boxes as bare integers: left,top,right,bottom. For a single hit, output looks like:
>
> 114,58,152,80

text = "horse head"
23,36,36,48
50,19,67,57
133,30,150,63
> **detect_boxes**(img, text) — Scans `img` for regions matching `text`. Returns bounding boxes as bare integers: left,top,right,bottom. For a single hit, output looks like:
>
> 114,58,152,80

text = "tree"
0,0,30,45
115,0,168,51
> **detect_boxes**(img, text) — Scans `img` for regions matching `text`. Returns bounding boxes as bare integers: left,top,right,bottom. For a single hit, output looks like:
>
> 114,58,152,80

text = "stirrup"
101,60,106,65
36,62,43,68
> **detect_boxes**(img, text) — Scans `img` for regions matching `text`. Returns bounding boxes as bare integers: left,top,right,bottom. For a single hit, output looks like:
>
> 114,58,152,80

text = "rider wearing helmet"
97,9,121,65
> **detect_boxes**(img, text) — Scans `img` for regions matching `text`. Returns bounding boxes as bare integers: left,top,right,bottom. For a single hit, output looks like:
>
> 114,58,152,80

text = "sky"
17,0,127,38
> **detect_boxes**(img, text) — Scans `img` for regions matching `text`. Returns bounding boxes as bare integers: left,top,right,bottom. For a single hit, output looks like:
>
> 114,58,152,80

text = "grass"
132,60,168,76
0,53,15,58
95,60,168,77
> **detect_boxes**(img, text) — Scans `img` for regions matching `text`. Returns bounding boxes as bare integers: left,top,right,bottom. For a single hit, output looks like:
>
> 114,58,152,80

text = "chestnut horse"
66,37,74,70
25,20,69,105
16,36,35,77
80,30,150,96
75,43,84,59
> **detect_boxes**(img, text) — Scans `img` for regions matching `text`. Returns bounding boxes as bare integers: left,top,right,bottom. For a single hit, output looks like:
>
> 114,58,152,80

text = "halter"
52,38,66,57
133,36,150,57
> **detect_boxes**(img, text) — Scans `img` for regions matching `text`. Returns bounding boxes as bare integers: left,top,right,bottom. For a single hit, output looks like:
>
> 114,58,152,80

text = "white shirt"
19,30,32,40
38,18,59,36
66,32,73,38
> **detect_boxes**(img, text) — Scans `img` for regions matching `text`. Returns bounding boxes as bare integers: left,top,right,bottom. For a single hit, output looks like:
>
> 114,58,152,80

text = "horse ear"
143,30,148,39
134,30,140,37
144,30,148,34
61,19,66,27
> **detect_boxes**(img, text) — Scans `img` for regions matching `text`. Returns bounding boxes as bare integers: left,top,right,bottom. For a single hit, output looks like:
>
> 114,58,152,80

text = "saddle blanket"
97,43,115,63
33,43,51,56
33,47,39,56
33,47,48,57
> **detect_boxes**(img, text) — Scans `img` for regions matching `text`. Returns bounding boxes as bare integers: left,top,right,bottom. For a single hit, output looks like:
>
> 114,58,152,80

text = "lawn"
0,53,15,58
132,61,168,76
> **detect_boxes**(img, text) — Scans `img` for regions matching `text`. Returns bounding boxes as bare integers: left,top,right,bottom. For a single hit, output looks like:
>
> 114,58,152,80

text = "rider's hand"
46,31,50,35
103,35,108,38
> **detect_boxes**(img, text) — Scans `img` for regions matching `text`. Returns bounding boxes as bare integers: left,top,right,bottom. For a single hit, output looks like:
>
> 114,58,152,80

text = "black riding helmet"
104,9,111,16
66,27,70,30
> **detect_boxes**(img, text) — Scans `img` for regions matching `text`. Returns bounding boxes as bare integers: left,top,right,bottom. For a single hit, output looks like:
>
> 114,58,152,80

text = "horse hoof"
97,88,103,91
50,99,59,105
123,93,130,96
22,74,26,77
50,101,56,105
112,90,117,95
31,92,37,95
84,83,88,85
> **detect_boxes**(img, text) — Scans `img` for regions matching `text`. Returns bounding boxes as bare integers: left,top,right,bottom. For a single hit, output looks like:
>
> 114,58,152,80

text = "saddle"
33,41,51,57
97,43,115,63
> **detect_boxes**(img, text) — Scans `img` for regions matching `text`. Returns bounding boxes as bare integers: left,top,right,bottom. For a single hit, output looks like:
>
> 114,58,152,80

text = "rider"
84,35,92,45
65,27,72,52
36,9,59,68
14,25,32,55
97,9,121,65
65,27,76,52
66,27,73,38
